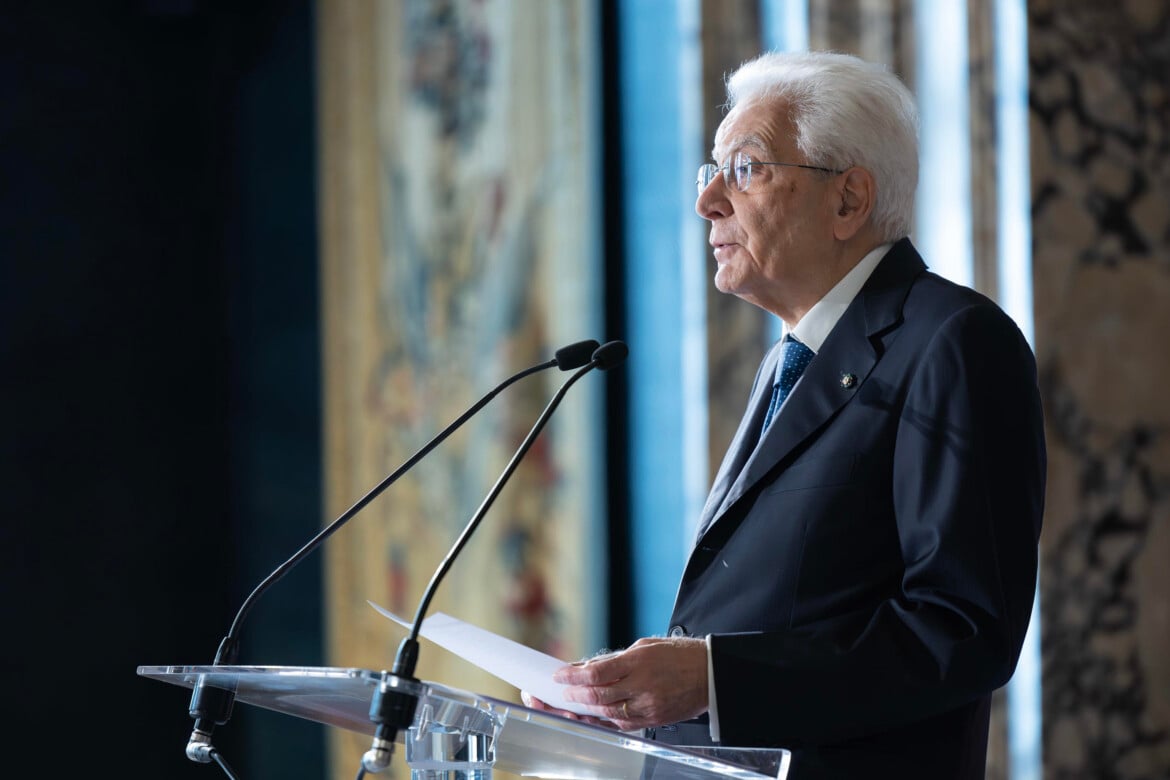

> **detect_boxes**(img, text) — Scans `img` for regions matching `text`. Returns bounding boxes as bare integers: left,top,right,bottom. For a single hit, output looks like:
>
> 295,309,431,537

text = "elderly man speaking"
528,50,1045,780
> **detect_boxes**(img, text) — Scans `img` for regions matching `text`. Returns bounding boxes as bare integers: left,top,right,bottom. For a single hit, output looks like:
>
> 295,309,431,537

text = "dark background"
1,2,325,777
1,2,633,778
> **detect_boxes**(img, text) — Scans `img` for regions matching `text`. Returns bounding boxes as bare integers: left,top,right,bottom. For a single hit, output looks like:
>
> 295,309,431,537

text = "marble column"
1029,1,1170,778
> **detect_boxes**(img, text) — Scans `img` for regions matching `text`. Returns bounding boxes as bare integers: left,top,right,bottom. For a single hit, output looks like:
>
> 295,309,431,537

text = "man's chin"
712,268,739,295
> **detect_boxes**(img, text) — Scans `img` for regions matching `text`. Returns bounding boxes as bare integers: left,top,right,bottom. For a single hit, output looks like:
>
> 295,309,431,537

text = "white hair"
726,50,919,242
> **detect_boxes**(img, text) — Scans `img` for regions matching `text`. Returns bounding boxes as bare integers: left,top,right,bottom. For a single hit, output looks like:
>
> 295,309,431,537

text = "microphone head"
555,339,602,370
592,340,629,371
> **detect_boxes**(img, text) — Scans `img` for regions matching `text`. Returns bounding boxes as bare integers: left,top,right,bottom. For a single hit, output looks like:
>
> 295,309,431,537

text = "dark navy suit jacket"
657,239,1046,779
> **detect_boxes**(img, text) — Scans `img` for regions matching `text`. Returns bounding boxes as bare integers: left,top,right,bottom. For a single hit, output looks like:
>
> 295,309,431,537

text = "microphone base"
186,728,214,763
361,737,397,773
363,669,424,773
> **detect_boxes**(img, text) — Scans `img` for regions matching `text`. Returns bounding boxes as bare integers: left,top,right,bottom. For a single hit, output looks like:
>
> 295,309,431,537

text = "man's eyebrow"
710,132,768,161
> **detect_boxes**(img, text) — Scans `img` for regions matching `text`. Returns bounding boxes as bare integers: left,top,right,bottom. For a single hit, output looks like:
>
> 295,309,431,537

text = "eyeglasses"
696,151,841,194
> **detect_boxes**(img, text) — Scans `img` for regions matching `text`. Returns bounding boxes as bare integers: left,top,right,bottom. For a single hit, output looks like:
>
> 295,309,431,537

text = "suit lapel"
693,341,784,538
697,240,926,544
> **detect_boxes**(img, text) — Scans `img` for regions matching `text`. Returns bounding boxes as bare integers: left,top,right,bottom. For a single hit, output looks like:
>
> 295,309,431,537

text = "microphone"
361,340,628,773
591,339,629,371
183,339,602,767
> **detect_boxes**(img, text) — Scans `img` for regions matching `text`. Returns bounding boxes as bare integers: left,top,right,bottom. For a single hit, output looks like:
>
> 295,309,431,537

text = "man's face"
696,98,840,318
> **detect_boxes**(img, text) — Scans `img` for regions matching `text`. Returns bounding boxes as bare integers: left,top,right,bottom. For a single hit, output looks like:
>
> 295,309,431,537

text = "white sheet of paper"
367,601,593,716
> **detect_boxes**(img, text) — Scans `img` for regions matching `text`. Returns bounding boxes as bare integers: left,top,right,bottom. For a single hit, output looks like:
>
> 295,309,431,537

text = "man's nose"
696,176,730,220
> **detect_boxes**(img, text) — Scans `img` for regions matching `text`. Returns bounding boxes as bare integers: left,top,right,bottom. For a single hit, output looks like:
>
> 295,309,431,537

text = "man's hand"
549,636,709,731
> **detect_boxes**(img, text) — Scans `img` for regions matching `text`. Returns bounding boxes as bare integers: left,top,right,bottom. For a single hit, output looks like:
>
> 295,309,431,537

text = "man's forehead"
710,100,790,160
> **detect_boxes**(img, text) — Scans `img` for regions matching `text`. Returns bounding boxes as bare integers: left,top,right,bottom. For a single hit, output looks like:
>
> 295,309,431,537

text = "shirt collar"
787,242,892,353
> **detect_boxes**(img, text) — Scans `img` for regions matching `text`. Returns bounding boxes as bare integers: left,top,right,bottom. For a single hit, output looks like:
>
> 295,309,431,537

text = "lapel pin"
840,373,857,389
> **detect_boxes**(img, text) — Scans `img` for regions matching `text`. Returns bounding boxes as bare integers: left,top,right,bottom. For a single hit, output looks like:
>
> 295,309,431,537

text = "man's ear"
832,167,876,241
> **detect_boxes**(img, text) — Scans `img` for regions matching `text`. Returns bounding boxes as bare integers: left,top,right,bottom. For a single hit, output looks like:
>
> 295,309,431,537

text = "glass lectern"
138,665,790,779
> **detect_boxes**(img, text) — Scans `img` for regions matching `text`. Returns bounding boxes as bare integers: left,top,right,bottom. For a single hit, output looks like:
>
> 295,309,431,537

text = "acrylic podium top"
138,664,790,780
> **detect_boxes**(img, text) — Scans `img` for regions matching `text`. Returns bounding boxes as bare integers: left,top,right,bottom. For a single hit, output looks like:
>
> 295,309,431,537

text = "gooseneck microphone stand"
184,340,601,776
359,341,628,777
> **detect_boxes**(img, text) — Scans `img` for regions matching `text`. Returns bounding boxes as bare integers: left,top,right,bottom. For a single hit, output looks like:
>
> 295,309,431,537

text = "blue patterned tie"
761,336,815,433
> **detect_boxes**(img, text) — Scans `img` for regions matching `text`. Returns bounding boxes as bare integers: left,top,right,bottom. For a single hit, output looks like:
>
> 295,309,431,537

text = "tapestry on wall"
318,1,603,776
